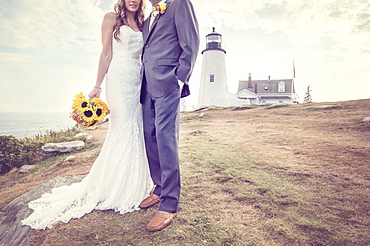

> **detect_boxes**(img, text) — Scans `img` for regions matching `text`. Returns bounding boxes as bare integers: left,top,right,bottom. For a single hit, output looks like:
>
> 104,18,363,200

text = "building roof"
238,79,295,95
236,89,260,99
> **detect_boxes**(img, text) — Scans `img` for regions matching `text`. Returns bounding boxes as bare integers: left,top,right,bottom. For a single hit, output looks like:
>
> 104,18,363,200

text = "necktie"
149,8,156,29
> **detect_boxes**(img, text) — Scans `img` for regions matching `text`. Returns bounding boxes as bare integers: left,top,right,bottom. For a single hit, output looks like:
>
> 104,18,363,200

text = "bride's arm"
89,12,115,99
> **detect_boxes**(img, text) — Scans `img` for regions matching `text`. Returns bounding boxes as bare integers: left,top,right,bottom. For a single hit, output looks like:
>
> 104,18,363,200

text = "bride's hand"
89,87,101,99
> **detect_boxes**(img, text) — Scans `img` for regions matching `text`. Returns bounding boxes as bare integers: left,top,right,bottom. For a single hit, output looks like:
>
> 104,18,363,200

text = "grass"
180,136,368,245
31,126,82,143
5,100,370,245
232,106,255,111
266,104,290,109
304,105,340,110
25,128,369,245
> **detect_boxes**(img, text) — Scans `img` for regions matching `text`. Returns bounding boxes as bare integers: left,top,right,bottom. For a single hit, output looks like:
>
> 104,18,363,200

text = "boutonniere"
152,2,167,18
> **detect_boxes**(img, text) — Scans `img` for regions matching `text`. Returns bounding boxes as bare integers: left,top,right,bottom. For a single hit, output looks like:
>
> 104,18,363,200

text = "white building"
237,74,295,105
196,28,295,108
197,28,239,108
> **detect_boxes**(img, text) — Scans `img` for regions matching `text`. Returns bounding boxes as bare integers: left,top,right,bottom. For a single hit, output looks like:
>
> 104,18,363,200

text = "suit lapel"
144,0,173,44
143,18,150,42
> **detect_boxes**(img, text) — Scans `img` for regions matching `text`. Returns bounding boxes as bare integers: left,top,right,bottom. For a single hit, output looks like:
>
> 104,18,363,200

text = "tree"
303,85,312,103
292,93,300,104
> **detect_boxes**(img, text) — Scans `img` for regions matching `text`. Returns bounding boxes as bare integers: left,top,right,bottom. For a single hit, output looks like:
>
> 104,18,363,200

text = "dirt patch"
182,99,370,180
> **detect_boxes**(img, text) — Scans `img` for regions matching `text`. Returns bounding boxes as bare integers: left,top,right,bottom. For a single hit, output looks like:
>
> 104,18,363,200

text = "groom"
140,0,199,232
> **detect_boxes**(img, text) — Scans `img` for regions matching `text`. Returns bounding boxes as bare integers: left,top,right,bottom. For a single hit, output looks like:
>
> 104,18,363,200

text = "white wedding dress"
22,26,153,230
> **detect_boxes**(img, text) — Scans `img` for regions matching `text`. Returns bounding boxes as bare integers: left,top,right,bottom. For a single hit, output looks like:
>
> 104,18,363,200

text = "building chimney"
268,75,270,80
248,73,252,89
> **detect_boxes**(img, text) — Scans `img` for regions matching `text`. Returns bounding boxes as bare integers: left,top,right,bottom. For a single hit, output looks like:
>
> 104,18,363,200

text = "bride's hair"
113,0,145,41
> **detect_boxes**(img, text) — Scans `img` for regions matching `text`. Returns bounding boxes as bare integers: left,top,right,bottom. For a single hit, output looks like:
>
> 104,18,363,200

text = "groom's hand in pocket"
178,80,184,90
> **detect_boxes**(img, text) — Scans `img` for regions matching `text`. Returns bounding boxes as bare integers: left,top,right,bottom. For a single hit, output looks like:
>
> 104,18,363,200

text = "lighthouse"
197,27,238,108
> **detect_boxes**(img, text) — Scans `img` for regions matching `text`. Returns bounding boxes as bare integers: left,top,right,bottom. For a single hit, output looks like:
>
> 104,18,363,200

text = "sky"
1,0,369,112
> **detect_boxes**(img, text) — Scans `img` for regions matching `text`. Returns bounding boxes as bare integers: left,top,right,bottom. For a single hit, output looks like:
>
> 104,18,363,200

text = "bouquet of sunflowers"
71,92,109,129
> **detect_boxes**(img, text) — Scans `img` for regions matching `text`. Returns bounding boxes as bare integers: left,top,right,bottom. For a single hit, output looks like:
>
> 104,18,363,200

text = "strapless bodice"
111,25,143,61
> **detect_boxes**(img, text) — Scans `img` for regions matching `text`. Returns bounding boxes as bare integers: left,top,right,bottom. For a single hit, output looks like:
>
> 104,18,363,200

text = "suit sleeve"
174,0,200,83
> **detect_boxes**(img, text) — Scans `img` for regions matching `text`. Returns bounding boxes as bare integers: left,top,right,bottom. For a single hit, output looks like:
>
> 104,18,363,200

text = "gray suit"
140,0,199,213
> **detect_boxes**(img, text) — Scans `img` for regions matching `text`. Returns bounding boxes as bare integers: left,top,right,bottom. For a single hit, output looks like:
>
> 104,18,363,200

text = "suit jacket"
141,0,199,98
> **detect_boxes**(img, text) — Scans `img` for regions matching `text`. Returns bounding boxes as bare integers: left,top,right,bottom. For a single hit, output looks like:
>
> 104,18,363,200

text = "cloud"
0,0,117,53
1,0,369,112
190,0,370,103
0,0,115,112
194,0,370,46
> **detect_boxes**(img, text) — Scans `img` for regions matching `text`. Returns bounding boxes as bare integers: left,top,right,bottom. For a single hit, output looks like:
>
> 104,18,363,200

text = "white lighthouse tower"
197,27,238,108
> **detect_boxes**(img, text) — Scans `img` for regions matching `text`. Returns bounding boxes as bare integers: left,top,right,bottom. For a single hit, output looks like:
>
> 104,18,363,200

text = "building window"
210,74,215,82
278,81,285,92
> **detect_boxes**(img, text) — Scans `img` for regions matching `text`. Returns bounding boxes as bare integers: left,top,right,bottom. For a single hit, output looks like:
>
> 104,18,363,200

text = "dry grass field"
1,99,369,245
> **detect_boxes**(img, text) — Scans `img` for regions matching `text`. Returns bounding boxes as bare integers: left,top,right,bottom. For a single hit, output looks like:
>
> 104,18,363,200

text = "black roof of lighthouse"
206,27,222,37
202,27,226,54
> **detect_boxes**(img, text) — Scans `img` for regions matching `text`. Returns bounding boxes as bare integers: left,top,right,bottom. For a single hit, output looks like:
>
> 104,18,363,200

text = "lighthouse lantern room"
203,27,225,53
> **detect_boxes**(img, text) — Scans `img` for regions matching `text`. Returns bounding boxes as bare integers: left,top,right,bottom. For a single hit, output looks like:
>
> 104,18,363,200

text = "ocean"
0,112,76,139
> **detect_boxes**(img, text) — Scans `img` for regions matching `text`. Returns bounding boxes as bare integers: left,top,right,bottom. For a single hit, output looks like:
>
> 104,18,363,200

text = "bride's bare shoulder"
105,12,116,19
103,12,116,25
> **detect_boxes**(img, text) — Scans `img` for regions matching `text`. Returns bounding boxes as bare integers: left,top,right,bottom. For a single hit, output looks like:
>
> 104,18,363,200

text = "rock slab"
74,133,92,141
41,141,85,154
18,165,36,174
0,175,83,246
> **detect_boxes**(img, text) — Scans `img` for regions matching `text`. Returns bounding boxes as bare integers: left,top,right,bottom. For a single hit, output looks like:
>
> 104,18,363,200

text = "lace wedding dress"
22,26,153,230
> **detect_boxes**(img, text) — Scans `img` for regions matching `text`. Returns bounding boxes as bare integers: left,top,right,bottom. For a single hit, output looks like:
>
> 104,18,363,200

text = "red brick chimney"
254,82,258,93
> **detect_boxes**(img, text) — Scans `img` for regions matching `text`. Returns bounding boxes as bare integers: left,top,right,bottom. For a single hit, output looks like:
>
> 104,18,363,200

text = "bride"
22,0,152,229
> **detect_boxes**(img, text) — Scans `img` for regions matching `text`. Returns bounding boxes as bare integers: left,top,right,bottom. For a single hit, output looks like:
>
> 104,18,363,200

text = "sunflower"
80,105,96,122
92,104,107,121
84,120,100,129
73,92,84,101
72,93,90,112
91,98,109,113
71,93,109,129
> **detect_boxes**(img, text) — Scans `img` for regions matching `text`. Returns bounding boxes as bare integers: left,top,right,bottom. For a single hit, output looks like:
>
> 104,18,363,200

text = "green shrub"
0,136,42,174
0,127,83,175
35,127,81,143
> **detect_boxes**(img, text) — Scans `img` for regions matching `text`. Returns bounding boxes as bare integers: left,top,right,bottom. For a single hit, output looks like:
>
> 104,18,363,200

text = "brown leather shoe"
139,194,160,209
146,211,177,232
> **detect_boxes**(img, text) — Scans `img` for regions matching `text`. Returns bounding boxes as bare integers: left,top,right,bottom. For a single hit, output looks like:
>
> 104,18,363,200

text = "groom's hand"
178,80,184,90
